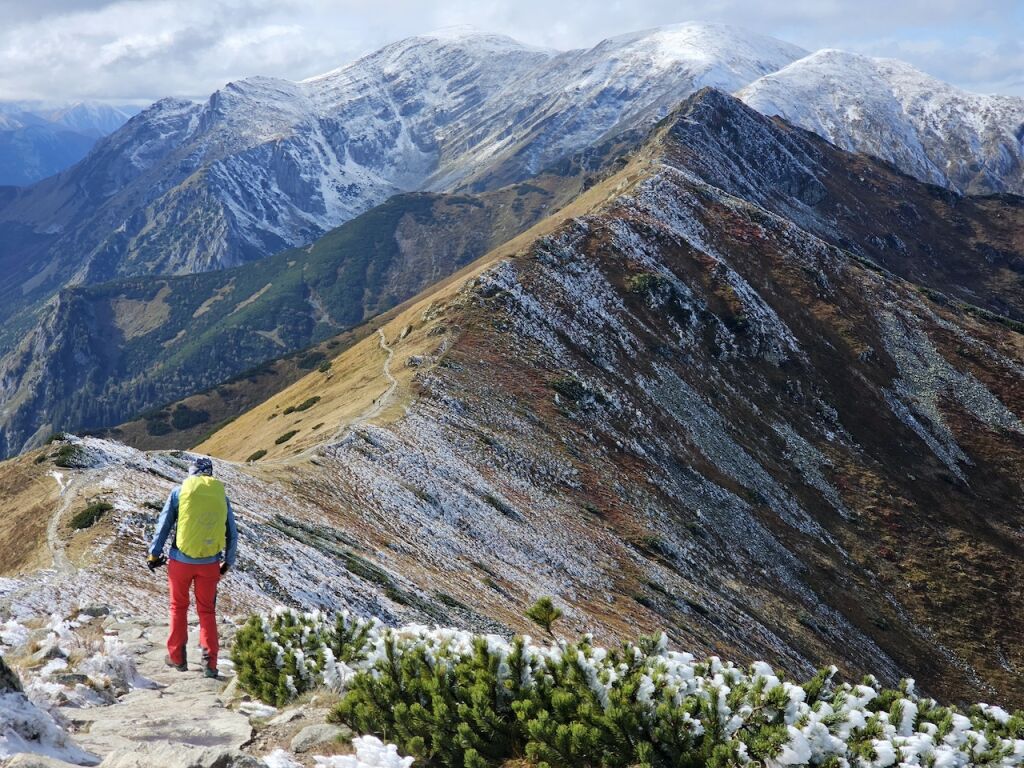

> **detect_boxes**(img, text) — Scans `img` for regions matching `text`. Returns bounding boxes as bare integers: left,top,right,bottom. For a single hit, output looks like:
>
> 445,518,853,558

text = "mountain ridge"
192,90,1024,705
738,48,1024,195
2,90,1015,711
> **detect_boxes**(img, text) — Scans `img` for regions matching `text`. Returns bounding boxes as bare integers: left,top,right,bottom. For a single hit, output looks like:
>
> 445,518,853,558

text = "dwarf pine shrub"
525,596,562,637
275,430,299,445
70,501,113,529
232,608,1024,768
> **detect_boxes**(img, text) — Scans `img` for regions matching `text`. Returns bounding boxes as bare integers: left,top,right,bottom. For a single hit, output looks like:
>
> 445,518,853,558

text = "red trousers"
167,558,221,668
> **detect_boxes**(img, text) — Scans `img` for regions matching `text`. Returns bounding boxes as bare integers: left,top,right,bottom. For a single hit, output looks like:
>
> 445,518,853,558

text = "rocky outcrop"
0,654,22,693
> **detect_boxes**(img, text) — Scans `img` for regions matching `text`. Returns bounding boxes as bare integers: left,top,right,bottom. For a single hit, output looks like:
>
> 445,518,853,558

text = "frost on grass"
772,421,850,518
878,309,1024,481
8,612,155,712
645,365,824,538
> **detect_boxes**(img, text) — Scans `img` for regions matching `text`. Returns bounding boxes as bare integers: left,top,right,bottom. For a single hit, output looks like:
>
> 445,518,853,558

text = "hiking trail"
286,327,398,463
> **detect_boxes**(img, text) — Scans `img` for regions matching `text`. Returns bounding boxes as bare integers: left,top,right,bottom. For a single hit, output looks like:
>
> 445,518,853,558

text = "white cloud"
0,0,1019,103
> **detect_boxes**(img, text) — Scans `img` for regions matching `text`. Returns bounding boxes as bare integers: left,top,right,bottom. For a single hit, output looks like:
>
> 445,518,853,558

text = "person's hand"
147,554,167,572
219,562,230,576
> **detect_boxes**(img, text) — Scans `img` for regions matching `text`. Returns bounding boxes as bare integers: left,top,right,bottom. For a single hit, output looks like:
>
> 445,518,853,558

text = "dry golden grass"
197,154,656,463
0,450,61,575
110,282,172,340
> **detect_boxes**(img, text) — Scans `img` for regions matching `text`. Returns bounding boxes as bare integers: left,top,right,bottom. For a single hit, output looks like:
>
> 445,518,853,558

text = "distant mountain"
738,49,1024,195
3,24,1024,457
0,101,137,185
0,24,804,328
0,166,597,456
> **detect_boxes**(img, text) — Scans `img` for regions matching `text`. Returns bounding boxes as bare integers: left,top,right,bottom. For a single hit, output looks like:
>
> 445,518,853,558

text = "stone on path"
98,743,264,767
7,754,84,767
289,723,353,753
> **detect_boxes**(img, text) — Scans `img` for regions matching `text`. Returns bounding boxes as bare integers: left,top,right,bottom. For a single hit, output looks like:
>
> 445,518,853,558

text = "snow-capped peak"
563,22,807,97
420,24,553,52
301,27,552,87
738,48,1024,194
603,21,808,66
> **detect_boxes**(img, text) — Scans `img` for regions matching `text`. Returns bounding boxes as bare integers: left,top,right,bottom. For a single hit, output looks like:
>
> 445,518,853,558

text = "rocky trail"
4,614,353,768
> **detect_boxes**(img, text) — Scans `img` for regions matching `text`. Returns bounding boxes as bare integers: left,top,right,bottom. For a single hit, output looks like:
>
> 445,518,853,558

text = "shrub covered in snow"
233,608,1024,768
232,608,375,706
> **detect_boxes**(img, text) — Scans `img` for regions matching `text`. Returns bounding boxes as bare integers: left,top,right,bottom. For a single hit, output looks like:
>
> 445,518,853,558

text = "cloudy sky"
1,0,1021,104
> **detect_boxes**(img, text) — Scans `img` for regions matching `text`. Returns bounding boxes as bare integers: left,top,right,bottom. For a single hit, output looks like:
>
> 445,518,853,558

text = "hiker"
146,456,238,679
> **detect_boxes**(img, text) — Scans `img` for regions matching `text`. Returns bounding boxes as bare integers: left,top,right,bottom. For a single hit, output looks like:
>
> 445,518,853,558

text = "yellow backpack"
175,475,228,558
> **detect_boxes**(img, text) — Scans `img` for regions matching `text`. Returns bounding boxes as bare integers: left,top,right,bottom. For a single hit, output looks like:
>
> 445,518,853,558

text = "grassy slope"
3,177,586,456
98,150,636,453
196,154,655,461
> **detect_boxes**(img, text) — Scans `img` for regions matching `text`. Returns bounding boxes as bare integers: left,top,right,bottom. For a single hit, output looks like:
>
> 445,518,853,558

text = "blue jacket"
149,485,238,566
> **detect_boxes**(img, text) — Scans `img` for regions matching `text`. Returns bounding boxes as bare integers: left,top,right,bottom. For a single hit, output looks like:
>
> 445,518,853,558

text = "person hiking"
147,456,238,678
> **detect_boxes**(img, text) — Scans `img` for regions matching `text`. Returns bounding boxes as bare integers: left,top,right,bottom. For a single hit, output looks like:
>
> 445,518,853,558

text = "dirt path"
352,328,398,427
282,328,398,465
45,470,85,576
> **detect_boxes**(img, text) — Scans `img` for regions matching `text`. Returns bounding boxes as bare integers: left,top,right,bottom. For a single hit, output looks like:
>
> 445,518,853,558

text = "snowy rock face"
0,24,803,324
738,49,1024,195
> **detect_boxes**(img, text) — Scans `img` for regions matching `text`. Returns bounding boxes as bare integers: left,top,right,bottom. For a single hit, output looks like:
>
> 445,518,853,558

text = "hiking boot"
203,667,219,679
165,654,187,672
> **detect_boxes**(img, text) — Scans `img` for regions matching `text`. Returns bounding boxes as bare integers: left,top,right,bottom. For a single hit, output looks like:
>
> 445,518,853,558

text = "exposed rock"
0,654,22,693
290,723,353,753
98,745,263,768
78,604,111,618
6,754,84,768
29,642,67,665
267,708,305,726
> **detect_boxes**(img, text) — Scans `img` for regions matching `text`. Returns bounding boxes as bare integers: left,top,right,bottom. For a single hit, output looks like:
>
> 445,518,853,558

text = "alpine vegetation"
233,608,1024,768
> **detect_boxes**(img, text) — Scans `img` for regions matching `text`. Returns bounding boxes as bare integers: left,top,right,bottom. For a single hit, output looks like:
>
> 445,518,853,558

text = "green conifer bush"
525,596,562,637
232,608,1024,768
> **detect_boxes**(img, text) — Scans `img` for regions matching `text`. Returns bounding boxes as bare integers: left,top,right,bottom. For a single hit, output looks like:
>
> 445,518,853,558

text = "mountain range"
0,101,137,186
2,88,1021,719
1,23,1022,461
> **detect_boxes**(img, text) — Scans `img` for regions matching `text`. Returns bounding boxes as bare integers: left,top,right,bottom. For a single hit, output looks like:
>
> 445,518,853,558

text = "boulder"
0,653,23,692
6,754,84,767
78,604,111,618
29,641,67,665
99,744,262,767
290,723,352,753
217,675,246,706
267,707,305,726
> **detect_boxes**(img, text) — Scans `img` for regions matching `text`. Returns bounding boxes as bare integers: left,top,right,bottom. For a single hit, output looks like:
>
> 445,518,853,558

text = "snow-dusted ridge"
738,48,1024,195
3,21,1021,329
